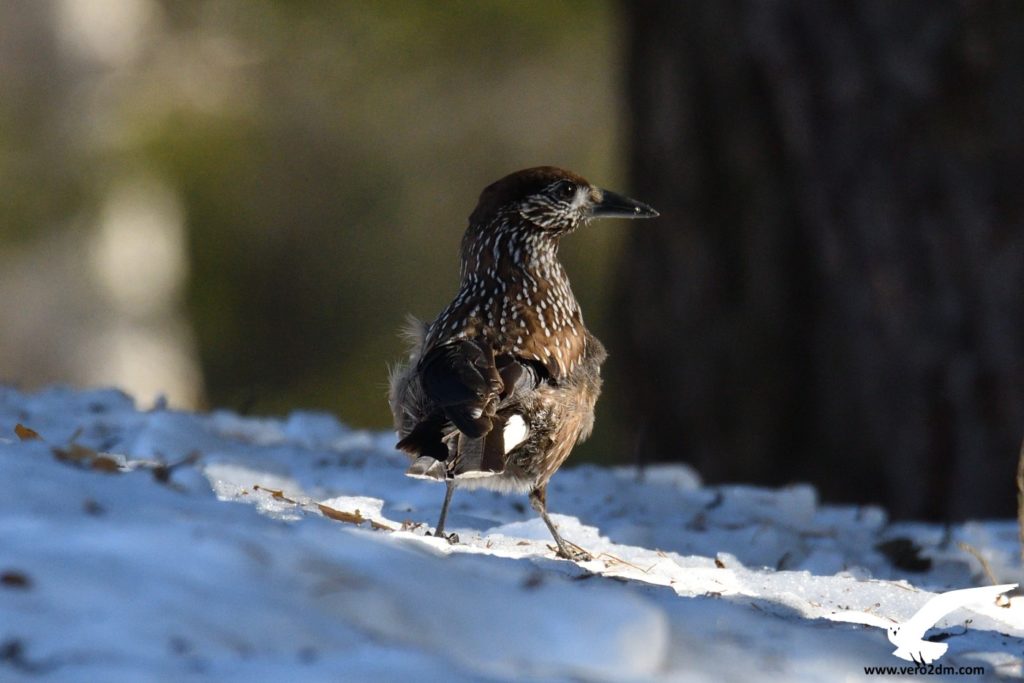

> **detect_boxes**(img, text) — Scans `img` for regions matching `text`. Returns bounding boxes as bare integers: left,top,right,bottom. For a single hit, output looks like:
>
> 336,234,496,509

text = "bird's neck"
424,223,587,373
458,228,578,312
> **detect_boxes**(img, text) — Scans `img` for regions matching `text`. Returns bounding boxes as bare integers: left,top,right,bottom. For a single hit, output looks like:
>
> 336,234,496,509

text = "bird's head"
469,166,658,237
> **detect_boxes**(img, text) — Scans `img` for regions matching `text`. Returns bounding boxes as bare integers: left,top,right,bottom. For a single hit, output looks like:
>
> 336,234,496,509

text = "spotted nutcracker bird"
389,166,657,560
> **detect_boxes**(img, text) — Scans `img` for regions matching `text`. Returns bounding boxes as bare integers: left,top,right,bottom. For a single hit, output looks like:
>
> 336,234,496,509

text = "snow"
0,385,1021,681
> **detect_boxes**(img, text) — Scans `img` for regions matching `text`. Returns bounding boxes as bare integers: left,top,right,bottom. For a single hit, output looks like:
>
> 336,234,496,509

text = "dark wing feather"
452,355,544,475
419,340,503,438
496,355,545,398
395,410,449,460
401,346,545,471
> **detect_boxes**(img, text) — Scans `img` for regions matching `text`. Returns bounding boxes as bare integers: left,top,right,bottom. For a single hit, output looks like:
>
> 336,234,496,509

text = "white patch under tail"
503,414,528,453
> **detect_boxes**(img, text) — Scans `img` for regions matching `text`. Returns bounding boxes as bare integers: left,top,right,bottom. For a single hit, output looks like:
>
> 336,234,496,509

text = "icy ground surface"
0,387,1022,682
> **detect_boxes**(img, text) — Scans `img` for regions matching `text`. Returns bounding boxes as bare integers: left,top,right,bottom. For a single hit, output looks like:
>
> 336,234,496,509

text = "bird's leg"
529,485,592,562
432,479,459,544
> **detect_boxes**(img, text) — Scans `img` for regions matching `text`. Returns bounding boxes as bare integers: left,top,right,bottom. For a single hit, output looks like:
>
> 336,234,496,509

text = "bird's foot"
431,530,459,545
551,539,593,563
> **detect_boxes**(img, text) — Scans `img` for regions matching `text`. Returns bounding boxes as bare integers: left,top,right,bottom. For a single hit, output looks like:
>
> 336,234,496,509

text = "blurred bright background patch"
0,0,624,431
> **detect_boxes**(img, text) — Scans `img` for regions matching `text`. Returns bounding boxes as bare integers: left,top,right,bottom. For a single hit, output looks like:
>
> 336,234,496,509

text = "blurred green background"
0,0,632,460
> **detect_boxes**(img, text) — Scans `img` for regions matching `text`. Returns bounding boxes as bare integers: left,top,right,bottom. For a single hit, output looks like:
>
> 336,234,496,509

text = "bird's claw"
431,530,459,544
552,540,593,563
560,548,593,562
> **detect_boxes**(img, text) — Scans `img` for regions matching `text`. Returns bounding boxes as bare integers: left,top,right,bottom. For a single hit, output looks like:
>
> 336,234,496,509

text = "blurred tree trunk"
614,0,1024,519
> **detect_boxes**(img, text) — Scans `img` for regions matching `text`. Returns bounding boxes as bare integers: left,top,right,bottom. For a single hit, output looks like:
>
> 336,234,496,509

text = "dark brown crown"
469,166,590,226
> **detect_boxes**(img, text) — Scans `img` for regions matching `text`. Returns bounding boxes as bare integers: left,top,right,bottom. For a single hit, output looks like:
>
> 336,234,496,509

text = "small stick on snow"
957,541,999,586
595,552,656,574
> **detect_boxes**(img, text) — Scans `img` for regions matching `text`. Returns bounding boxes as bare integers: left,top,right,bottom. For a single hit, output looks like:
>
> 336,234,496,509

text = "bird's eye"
559,181,577,199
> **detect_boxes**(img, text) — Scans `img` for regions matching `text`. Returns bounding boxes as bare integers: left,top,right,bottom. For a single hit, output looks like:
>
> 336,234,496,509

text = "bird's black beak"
591,189,659,219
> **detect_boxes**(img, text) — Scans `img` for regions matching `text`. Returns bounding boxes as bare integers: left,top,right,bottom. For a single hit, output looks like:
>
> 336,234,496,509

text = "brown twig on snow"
957,541,998,586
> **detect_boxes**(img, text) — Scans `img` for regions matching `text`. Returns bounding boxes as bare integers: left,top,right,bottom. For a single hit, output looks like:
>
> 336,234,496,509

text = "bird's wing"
901,584,1018,640
496,355,544,399
828,610,895,630
419,340,503,438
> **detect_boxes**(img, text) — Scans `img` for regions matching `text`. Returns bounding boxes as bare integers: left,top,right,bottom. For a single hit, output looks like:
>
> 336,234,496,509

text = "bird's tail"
405,454,447,480
449,431,504,478
404,428,507,482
